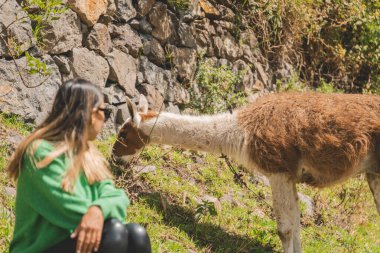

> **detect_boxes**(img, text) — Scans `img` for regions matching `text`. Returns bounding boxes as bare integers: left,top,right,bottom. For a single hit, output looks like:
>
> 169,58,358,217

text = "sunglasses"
98,107,112,121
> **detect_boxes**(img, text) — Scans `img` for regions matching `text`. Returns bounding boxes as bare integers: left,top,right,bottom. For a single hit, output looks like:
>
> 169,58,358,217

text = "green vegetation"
233,0,380,92
0,113,33,136
316,80,344,94
190,55,248,114
276,74,307,93
25,52,52,76
167,0,190,11
276,73,344,94
21,0,67,46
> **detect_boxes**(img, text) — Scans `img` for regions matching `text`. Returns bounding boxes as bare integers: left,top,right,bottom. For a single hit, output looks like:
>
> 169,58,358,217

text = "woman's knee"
125,223,151,253
99,218,128,253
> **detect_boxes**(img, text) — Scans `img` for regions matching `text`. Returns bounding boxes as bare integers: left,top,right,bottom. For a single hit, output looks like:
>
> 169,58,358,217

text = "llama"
111,92,380,253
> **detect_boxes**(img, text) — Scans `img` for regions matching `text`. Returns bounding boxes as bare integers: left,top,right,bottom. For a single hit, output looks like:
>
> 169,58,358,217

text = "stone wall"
0,0,274,134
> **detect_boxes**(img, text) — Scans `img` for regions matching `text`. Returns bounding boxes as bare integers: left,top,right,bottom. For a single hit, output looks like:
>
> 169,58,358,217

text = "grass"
1,114,380,252
167,0,190,11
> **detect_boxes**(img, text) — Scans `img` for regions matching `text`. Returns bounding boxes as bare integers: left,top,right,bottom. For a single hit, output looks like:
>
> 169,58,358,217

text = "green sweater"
10,140,130,253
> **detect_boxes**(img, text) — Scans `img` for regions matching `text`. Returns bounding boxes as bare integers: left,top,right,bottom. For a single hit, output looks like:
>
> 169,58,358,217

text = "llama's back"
237,92,380,186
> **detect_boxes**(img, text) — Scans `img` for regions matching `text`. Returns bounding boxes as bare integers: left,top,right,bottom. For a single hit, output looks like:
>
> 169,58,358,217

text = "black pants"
45,219,151,253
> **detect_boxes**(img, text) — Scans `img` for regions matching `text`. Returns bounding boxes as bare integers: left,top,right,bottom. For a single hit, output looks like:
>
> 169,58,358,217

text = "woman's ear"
137,95,149,114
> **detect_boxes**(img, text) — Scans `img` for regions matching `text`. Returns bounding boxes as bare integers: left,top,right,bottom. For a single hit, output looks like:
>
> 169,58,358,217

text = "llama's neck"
140,112,246,159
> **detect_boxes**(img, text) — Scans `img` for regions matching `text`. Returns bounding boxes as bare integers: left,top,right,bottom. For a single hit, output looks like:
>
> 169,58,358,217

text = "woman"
7,79,151,253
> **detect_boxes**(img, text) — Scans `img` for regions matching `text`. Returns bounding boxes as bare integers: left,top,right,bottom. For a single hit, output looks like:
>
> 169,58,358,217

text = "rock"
178,23,196,48
202,195,219,202
115,103,131,129
52,55,71,74
61,71,75,83
213,36,223,57
130,18,153,34
0,0,34,57
241,44,256,65
68,0,108,26
251,80,265,92
166,10,180,45
7,132,23,149
106,48,137,96
240,30,259,50
137,83,164,110
233,59,255,92
109,23,143,58
133,165,157,175
42,9,82,54
222,36,242,61
274,61,296,82
219,5,235,22
165,81,190,104
136,71,144,84
165,102,180,114
114,0,136,22
85,23,112,56
220,192,244,207
80,22,89,34
298,193,314,217
214,23,225,36
198,0,220,18
137,0,156,16
193,18,215,35
167,45,197,82
188,0,205,18
98,14,114,25
249,173,270,186
194,29,214,57
4,186,16,197
0,55,61,122
131,17,153,34
148,2,173,43
69,47,109,88
220,193,234,204
107,0,117,15
143,38,165,66
218,58,231,67
194,30,209,49
103,84,127,105
201,195,222,214
139,56,168,95
252,60,270,87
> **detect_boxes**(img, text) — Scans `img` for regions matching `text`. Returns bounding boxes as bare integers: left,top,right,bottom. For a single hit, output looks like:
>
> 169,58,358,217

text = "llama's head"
111,96,156,163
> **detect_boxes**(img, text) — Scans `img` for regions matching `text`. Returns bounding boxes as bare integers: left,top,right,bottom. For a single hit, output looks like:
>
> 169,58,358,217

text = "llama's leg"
269,173,302,253
366,172,380,215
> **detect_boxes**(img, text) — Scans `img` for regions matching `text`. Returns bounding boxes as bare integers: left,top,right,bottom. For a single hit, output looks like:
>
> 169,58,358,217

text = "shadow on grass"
141,192,278,253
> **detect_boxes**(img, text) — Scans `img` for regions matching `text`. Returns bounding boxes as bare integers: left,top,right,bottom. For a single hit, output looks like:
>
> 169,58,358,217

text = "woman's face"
87,100,106,141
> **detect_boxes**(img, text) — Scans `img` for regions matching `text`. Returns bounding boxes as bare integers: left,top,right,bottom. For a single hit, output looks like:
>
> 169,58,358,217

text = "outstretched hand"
71,206,104,253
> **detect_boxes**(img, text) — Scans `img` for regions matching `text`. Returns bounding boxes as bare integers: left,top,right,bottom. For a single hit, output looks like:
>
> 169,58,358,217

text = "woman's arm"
91,180,130,221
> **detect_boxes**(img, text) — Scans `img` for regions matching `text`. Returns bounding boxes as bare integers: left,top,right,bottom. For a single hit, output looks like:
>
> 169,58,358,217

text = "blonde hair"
7,79,113,192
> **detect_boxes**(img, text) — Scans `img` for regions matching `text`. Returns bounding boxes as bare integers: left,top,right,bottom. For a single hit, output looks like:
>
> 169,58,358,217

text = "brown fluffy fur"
237,92,380,187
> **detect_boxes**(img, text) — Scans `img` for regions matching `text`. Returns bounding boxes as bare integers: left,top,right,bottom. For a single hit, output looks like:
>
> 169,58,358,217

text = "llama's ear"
126,97,137,120
137,94,149,114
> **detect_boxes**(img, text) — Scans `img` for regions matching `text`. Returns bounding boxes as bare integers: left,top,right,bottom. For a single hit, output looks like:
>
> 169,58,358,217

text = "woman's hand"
71,205,104,253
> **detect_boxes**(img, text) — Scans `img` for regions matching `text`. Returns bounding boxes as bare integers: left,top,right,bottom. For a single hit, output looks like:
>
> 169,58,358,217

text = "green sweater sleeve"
92,180,130,221
22,142,91,232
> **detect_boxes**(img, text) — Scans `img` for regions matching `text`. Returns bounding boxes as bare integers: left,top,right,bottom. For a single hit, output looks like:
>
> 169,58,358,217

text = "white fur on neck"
133,114,142,127
139,112,248,164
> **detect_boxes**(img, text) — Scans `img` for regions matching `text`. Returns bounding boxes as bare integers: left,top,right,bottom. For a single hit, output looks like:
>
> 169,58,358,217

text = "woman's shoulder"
24,139,68,169
26,139,55,158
